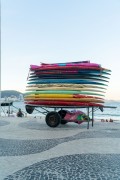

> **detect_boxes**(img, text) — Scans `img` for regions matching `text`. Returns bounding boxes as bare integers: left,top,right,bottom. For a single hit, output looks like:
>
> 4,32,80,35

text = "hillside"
1,90,23,98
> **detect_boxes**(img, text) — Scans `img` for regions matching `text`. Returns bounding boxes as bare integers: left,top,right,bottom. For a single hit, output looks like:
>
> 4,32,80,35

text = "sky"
1,0,120,100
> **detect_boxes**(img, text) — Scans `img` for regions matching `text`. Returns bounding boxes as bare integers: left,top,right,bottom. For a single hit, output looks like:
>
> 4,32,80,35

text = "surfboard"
27,79,108,86
25,87,105,93
25,100,103,107
25,98,104,103
30,63,110,71
26,84,107,89
40,60,90,66
24,61,111,107
40,62,100,67
24,91,105,98
28,76,109,83
25,96,104,103
24,93,104,98
28,73,110,79
30,69,111,76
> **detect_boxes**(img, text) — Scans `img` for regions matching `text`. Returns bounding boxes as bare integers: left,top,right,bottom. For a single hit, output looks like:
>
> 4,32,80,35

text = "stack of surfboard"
24,61,111,107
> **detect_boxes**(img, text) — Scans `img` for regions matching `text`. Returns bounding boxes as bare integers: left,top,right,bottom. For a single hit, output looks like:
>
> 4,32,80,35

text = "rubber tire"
45,111,61,127
58,110,68,124
61,120,68,124
25,105,35,114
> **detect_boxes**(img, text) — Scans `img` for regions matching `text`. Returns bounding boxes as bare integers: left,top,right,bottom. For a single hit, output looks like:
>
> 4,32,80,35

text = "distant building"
18,94,23,101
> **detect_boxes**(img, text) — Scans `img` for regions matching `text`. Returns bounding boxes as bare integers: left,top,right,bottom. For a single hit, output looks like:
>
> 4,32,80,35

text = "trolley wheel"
61,120,68,124
45,111,61,127
58,110,68,124
25,105,35,114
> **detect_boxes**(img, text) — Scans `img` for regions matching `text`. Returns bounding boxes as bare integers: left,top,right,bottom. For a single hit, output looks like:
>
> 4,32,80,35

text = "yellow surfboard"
25,94,75,98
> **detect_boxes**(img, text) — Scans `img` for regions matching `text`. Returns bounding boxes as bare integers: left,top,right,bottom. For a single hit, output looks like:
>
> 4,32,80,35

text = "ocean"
1,100,120,121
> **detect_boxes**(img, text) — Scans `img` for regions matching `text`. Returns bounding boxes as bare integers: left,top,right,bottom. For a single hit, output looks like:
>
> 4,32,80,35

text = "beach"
0,116,120,179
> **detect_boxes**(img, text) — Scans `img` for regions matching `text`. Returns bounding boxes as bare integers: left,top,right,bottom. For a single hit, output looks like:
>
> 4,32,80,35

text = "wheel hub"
49,115,56,125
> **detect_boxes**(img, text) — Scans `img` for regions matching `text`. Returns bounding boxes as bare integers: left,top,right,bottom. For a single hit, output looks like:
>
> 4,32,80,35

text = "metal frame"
32,105,116,129
0,102,116,129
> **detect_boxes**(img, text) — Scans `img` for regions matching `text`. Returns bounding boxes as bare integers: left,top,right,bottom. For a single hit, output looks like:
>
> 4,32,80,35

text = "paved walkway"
0,117,120,180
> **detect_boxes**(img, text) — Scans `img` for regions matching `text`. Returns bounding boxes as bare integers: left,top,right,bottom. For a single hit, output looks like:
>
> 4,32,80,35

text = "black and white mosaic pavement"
0,138,59,156
4,154,120,180
1,118,120,180
1,127,120,156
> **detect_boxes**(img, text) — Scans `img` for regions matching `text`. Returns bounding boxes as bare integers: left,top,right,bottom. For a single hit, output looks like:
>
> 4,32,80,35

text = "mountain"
1,90,23,98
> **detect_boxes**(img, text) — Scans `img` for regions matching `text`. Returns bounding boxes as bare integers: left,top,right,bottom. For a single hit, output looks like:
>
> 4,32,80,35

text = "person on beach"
17,108,24,117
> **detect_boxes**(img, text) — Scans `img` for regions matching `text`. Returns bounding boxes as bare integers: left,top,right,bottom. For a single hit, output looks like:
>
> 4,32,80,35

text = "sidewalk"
0,117,120,180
